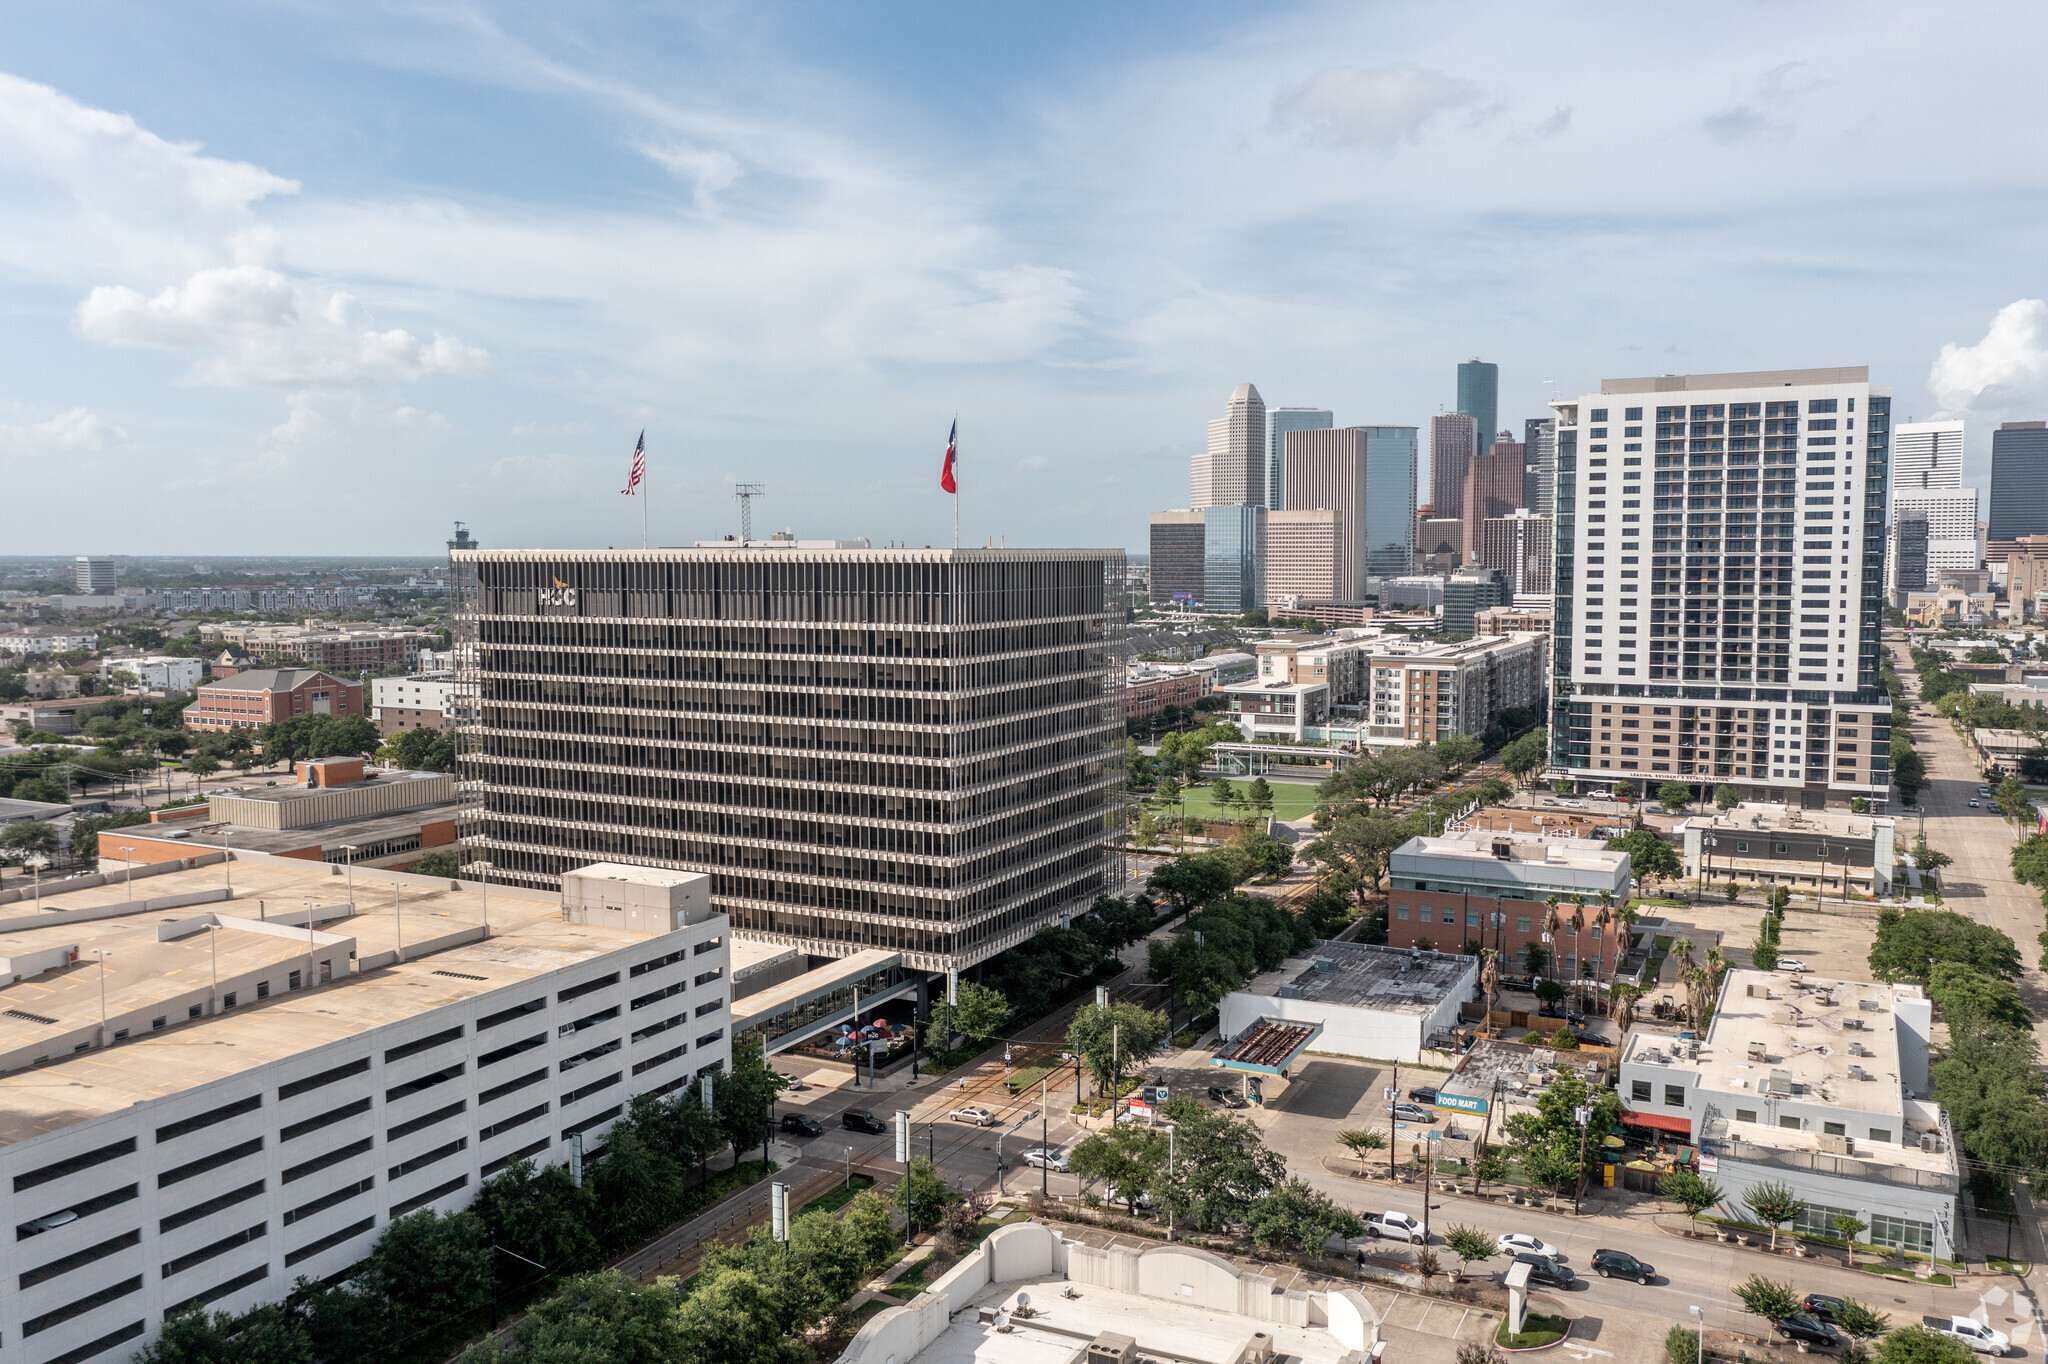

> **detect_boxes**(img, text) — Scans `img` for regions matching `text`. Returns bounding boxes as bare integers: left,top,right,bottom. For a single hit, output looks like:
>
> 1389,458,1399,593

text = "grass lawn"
1145,780,1322,822
1497,1312,1570,1349
803,1174,875,1216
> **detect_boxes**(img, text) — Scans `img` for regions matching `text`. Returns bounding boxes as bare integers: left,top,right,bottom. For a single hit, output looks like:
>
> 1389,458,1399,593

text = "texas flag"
940,419,958,494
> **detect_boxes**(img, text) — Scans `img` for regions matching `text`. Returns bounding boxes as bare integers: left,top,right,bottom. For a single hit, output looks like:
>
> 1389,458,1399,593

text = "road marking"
1562,1346,1614,1359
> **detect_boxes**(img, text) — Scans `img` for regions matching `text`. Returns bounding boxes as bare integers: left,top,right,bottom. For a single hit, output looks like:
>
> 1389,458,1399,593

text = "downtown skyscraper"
1548,367,1891,804
1191,383,1268,508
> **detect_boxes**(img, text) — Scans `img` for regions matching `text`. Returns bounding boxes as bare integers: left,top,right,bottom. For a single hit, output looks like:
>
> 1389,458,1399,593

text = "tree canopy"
1868,908,2021,984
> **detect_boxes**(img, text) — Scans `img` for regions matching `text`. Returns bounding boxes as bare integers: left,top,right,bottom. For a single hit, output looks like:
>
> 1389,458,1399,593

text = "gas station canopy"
1210,1017,1323,1076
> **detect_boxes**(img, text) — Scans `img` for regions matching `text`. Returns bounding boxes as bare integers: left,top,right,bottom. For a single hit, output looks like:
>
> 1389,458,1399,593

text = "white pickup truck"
1363,1211,1427,1245
1922,1317,2011,1356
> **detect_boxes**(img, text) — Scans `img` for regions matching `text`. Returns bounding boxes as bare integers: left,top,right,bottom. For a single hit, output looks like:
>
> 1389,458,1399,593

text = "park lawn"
1497,1313,1570,1349
1146,780,1323,822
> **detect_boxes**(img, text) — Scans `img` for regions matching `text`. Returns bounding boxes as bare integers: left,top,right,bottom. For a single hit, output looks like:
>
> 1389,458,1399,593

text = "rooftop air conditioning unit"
1919,1132,1943,1153
1858,998,1882,1012
1747,1041,1768,1061
1746,983,1758,998
1847,1064,1865,1079
1843,1017,1863,1031
1314,957,1337,972
1819,1135,1849,1154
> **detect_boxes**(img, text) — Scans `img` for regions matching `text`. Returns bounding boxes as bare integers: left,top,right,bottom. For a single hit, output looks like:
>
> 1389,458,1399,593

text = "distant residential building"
1125,668,1203,722
199,623,435,672
1192,383,1267,509
108,656,205,692
1147,511,1206,605
1890,507,1930,599
1429,413,1479,526
158,586,254,613
1271,599,1376,627
1472,604,1554,638
1267,407,1332,509
1989,420,2048,550
1223,631,1543,744
1480,510,1554,595
1443,564,1508,635
1456,359,1499,464
1202,505,1265,614
1265,509,1344,608
75,555,116,593
1461,435,1526,562
372,672,455,735
0,631,97,657
186,668,364,732
1523,417,1557,514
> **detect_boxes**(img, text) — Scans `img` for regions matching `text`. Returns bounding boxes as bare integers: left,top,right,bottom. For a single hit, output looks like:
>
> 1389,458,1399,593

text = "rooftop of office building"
1238,941,1475,1014
1673,803,1894,840
1393,832,1629,876
0,856,686,1147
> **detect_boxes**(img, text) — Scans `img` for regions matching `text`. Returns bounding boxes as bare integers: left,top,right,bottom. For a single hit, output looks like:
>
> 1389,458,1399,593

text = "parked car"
1592,1248,1656,1283
949,1106,997,1126
1508,1252,1575,1288
1020,1147,1068,1172
1970,799,1981,808
842,1109,888,1134
777,1072,808,1091
1497,1232,1559,1260
1778,958,1809,973
1389,1102,1437,1124
779,1113,823,1138
1801,1295,1844,1323
1922,1316,2011,1355
1775,1316,1841,1349
1407,1086,1440,1105
1207,1085,1248,1109
1536,1005,1587,1026
1364,1211,1427,1245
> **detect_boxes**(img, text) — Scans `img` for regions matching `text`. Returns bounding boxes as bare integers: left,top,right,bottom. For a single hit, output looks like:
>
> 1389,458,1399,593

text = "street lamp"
1572,1105,1592,1214
338,844,358,908
1690,1306,1704,1364
24,853,47,908
91,949,111,1046
117,845,136,903
1161,1121,1177,1240
1816,841,1830,913
463,858,494,935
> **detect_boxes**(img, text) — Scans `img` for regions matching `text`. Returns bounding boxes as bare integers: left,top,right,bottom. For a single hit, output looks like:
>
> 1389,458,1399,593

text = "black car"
841,1109,888,1134
1776,1316,1841,1349
779,1113,823,1138
1801,1295,1845,1324
1591,1248,1655,1284
1509,1252,1575,1288
1536,1004,1587,1026
1407,1086,1440,1105
1207,1085,1248,1109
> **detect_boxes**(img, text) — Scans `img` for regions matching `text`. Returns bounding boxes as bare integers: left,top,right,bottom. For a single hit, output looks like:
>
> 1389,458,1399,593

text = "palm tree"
1683,966,1712,1028
1567,906,1587,1006
1705,946,1730,998
1672,937,1696,980
1480,948,1501,1034
1592,903,1613,1010
1614,984,1646,1036
1541,904,1563,986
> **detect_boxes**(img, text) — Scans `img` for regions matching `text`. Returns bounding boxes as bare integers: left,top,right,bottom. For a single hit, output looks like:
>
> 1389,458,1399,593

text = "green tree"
354,1206,494,1347
1474,775,1513,805
1246,776,1274,811
412,848,465,878
1869,908,2022,984
1606,829,1680,889
1244,1176,1363,1253
379,727,459,772
1146,853,1236,916
1067,1000,1168,1095
461,1272,684,1364
1337,1128,1386,1169
1136,810,1160,845
185,753,221,790
1153,1096,1286,1233
1829,1212,1871,1267
1874,1327,1975,1364
1157,774,1181,803
1212,776,1239,809
1435,732,1483,770
1499,728,1549,785
1834,1300,1892,1345
141,1305,314,1364
840,1188,900,1268
1470,1148,1509,1199
1994,775,2036,828
1741,1180,1806,1252
673,1268,809,1364
902,1156,950,1232
1612,778,1636,799
590,1124,687,1244
951,981,1012,1045
1926,963,2032,1039
1732,1273,1802,1323
475,1158,602,1276
1657,781,1693,812
715,1038,785,1158
1665,1325,1701,1364
0,820,58,858
1147,892,1297,1013
1069,1123,1166,1211
1715,783,1742,811
260,712,380,764
1441,1225,1497,1278
1658,1169,1726,1234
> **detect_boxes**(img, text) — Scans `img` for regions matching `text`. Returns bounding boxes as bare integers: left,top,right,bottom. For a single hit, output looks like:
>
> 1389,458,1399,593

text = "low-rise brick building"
186,668,364,732
1387,832,1634,977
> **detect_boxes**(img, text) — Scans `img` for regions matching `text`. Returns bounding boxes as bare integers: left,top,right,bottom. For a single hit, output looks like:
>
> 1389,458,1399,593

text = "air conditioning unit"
1847,1064,1865,1080
1919,1132,1943,1153
1746,983,1758,998
1819,1135,1850,1155
1747,1041,1767,1061
1843,1017,1863,1031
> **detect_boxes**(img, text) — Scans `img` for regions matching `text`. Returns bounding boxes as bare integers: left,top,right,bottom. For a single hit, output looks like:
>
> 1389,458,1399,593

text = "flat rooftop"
0,858,669,1147
1678,804,1893,840
114,803,471,856
1242,941,1473,1014
1392,833,1630,896
921,1275,1349,1364
221,770,453,808
1441,1038,1608,1109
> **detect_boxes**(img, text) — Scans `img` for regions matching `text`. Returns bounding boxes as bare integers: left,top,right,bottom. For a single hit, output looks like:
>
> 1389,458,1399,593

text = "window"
21,1274,143,1339
389,1138,468,1181
1630,1080,1650,1101
1868,1128,1892,1144
1870,1214,1932,1255
1779,1115,1802,1130
282,1137,373,1185
283,1217,375,1269
1419,906,1433,923
1516,915,1530,932
256,981,270,1000
1822,1121,1846,1136
1793,1201,1861,1238
222,992,237,1010
479,1104,550,1142
560,1006,620,1036
1735,1109,1757,1124
563,1072,622,1105
16,1183,139,1241
390,1175,469,1220
1663,1085,1685,1107
1395,906,1408,920
1466,910,1479,927
279,1056,370,1101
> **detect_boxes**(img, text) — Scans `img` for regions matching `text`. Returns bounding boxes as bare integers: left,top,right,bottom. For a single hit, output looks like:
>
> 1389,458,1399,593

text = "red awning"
1622,1109,1693,1136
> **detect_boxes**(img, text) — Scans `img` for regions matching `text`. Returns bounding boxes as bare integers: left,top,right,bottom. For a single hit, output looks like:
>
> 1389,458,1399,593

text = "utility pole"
895,1110,911,1246
1387,1061,1400,1179
1573,1104,1592,1214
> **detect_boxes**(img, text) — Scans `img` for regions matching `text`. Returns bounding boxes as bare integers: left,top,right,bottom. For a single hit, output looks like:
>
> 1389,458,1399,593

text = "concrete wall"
1067,1239,1311,1327
1218,958,1476,1066
837,1221,1066,1364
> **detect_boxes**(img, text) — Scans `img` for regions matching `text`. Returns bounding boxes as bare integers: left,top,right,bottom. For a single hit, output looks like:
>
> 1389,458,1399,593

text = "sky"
3,1,2048,555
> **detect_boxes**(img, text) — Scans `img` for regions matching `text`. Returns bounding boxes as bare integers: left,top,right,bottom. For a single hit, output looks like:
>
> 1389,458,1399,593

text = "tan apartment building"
1265,508,1344,608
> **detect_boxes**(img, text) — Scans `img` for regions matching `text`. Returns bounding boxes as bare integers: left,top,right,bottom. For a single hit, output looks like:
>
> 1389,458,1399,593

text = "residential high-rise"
75,555,115,593
1989,421,2048,549
1456,359,1499,463
1361,425,1419,584
1192,383,1268,509
1481,510,1555,596
1890,487,1979,581
1523,417,1557,514
1892,419,1964,491
1281,427,1367,600
456,544,1123,975
1548,367,1891,804
1265,509,1343,608
1267,407,1333,509
1148,510,1206,605
1429,413,1479,528
1202,506,1266,613
1461,435,1526,562
1891,508,1930,599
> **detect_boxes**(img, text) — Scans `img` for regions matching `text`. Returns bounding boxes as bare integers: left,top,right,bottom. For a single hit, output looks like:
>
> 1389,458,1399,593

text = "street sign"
1432,1093,1489,1117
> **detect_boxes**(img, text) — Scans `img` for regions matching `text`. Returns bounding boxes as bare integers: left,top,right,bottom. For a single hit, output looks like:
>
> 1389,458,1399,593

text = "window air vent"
432,971,488,981
5,1009,58,1026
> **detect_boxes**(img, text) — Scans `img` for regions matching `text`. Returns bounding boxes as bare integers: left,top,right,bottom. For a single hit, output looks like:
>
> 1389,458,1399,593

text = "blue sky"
2,0,2046,554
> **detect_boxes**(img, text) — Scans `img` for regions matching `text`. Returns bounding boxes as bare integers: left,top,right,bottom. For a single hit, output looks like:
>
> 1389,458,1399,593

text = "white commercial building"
1217,940,1477,1065
0,633,98,657
1891,418,1965,492
1618,969,1957,1261
0,854,730,1363
108,656,206,692
75,557,117,593
1891,486,1981,582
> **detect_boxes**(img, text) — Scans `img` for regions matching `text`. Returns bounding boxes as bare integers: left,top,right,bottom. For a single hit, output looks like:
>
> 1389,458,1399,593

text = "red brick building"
1125,669,1203,723
186,668,364,732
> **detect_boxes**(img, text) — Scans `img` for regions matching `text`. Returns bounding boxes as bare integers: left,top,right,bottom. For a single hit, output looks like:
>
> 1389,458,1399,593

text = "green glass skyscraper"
1457,358,1499,452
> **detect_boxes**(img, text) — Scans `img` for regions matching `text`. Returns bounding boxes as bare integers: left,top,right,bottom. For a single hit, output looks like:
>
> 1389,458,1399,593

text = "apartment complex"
200,624,437,673
1548,367,1892,804
372,672,456,734
1265,509,1343,607
186,669,364,732
1221,631,1543,745
1479,510,1554,596
0,856,730,1363
1523,416,1557,515
456,545,1123,975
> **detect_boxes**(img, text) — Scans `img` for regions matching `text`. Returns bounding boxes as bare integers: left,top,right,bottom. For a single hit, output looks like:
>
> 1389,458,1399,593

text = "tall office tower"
1268,407,1333,509
1415,514,1464,573
1461,435,1527,562
1265,509,1343,607
1202,506,1266,612
1444,564,1509,635
1891,487,1980,580
1989,420,2048,551
1892,419,1964,490
1481,510,1555,595
1548,367,1890,805
1192,383,1268,508
1429,412,1480,530
74,555,115,592
1359,425,1419,584
1457,358,1499,461
1524,417,1557,514
1891,507,1930,598
456,544,1123,974
1148,510,1207,604
1282,427,1365,600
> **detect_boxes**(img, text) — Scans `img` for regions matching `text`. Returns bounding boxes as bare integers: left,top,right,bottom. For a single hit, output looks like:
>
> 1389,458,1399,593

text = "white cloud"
1929,300,2048,415
76,264,493,387
1702,63,1820,144
0,407,124,452
270,391,455,445
1270,65,1482,153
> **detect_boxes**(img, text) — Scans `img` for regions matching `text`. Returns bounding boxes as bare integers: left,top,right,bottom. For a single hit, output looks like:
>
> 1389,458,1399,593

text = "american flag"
621,431,645,495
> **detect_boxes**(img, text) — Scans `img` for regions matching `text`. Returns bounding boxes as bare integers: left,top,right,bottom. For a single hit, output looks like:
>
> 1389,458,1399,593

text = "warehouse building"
1217,940,1477,1066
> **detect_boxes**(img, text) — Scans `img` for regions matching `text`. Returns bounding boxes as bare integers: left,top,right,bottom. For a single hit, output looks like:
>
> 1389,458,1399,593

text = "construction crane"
732,483,766,541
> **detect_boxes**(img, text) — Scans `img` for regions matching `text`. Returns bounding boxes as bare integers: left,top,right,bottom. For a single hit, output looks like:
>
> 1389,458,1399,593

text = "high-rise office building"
1461,435,1526,562
1444,565,1509,636
1267,407,1333,509
1989,421,2048,548
1429,413,1479,531
1192,383,1267,509
1415,513,1463,574
1265,509,1343,607
1891,487,1980,581
75,555,115,593
1360,425,1419,585
1891,508,1930,598
1892,419,1964,491
1481,510,1554,595
1281,427,1367,600
1202,506,1266,613
456,544,1123,974
1148,510,1206,604
1524,417,1557,514
1549,367,1890,804
1457,359,1498,463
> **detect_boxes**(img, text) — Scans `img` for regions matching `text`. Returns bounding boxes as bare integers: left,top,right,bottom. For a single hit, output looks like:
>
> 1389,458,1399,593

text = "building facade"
1264,509,1343,608
75,556,116,593
1429,413,1479,528
110,656,206,692
1387,832,1632,972
1456,359,1499,464
1280,427,1370,600
1461,437,1527,564
185,669,366,733
1480,510,1554,596
1147,510,1206,606
372,673,456,735
1443,565,1508,636
1359,425,1419,583
1892,419,1964,492
1549,367,1891,804
1891,508,1930,598
1891,487,1979,583
1203,506,1265,613
1192,383,1267,509
1524,416,1557,515
1267,407,1332,510
456,547,1123,975
1988,420,2048,548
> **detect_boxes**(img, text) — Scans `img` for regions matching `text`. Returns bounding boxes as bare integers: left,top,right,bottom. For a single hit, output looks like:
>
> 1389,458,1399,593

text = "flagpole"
642,448,649,551
953,415,959,551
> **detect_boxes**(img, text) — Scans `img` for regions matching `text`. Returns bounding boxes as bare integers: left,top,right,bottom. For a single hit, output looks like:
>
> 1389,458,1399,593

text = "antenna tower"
733,483,766,540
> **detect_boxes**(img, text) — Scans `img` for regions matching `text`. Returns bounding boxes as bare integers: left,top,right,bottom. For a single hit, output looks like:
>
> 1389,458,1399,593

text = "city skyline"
0,4,2044,553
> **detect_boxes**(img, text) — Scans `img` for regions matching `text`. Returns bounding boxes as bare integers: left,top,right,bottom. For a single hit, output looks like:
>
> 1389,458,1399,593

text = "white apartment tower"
1888,421,1977,588
1192,384,1268,509
1548,367,1891,804
1891,419,1963,491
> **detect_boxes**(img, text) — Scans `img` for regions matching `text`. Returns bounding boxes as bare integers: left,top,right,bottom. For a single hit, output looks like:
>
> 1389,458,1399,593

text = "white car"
950,1106,997,1126
777,1072,808,1091
1021,1147,1068,1171
1778,959,1809,973
1365,1211,1427,1244
1497,1232,1560,1260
